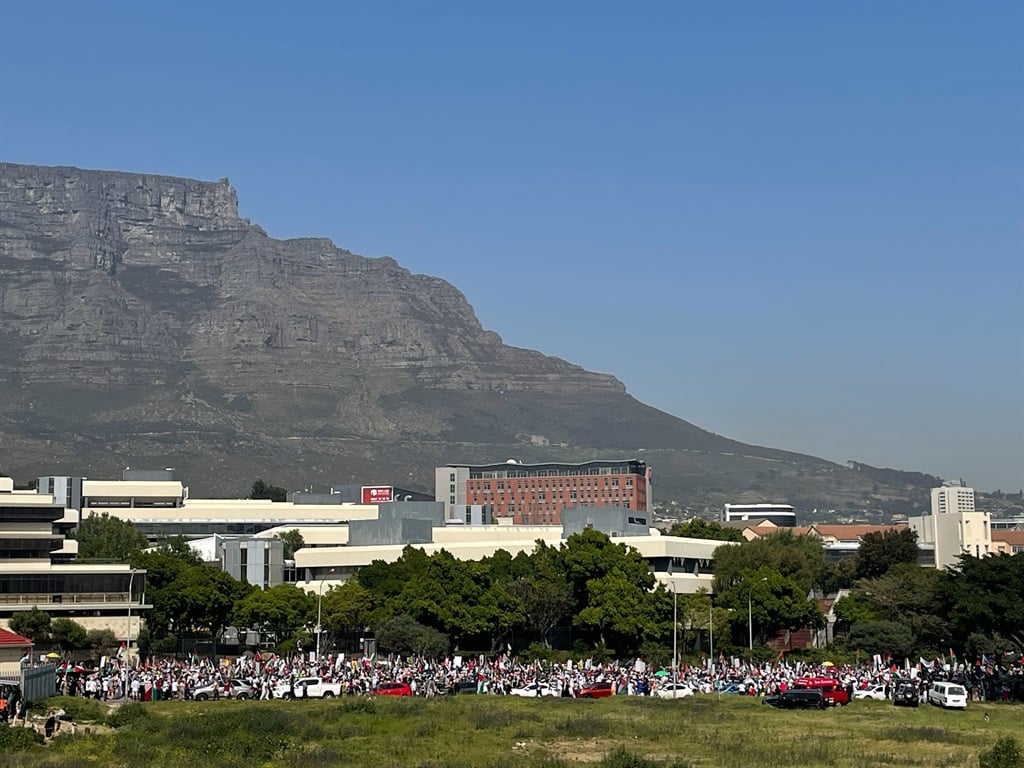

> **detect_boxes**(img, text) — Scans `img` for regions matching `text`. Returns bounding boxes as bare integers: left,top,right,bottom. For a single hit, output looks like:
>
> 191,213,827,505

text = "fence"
0,662,57,703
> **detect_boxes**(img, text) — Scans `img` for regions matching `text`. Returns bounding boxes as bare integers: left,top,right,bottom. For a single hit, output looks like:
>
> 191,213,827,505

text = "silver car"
192,679,256,701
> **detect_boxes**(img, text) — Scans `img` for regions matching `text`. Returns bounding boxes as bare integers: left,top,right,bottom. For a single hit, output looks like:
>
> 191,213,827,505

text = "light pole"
126,569,136,654
747,589,753,651
315,569,335,663
672,582,678,699
709,603,714,675
124,569,135,700
315,578,326,663
747,577,767,652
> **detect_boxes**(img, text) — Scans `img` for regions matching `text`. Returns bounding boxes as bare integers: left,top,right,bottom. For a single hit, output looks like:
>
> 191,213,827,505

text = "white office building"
909,484,991,569
721,503,796,527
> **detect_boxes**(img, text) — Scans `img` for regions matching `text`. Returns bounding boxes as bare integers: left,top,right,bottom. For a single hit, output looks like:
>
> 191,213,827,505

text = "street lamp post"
748,577,768,652
124,569,135,700
315,569,335,663
672,583,678,699
315,578,326,663
709,603,714,675
747,589,753,651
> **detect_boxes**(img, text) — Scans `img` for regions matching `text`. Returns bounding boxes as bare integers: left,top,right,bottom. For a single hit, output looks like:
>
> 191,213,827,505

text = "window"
449,473,455,482
449,484,455,493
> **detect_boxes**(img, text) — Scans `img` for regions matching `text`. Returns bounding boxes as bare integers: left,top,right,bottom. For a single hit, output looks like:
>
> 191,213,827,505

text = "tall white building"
931,485,976,516
910,484,991,569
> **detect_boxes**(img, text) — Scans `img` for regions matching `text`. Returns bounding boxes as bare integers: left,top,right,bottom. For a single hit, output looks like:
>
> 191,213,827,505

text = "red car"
790,676,849,707
375,681,413,697
577,681,615,699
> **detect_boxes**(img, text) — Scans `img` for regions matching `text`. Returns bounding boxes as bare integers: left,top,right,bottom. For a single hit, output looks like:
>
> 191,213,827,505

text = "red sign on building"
361,485,394,504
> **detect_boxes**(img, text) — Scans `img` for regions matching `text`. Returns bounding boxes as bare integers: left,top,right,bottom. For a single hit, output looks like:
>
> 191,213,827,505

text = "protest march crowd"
11,650,1022,709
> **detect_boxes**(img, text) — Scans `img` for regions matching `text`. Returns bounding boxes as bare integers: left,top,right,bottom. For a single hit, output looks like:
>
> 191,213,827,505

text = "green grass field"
0,695,1017,768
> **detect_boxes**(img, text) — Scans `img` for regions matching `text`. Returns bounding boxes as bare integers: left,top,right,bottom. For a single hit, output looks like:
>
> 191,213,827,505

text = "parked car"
273,677,343,700
449,680,479,695
577,681,615,699
375,681,413,697
192,679,255,701
893,682,920,708
715,682,747,695
853,684,888,701
763,689,826,710
928,681,968,710
509,682,558,697
790,676,849,706
655,683,694,699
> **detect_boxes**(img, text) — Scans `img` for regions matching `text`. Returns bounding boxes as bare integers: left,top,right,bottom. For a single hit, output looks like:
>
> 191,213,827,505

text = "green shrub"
0,725,45,751
35,695,108,723
106,702,149,728
980,737,1024,768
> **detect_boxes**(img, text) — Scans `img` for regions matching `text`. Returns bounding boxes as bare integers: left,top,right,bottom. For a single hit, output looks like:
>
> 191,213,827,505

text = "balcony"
0,592,147,609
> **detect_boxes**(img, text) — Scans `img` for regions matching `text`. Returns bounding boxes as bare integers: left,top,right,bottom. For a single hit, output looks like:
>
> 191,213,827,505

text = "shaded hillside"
0,162,918,518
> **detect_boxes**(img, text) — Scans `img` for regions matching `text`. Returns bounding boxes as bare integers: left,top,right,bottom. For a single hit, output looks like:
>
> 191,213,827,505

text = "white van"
928,681,968,709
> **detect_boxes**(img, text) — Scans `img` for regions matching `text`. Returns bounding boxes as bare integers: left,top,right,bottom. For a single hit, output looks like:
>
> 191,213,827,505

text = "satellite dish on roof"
506,458,518,464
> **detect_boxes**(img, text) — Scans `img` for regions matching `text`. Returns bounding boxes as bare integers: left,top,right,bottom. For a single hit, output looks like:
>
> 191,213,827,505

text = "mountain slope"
0,162,912,518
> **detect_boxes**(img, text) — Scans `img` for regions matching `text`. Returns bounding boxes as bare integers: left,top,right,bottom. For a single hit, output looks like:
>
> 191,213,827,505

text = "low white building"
292,519,726,595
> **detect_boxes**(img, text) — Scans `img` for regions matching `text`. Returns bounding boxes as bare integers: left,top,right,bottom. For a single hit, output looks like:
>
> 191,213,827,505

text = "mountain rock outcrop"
0,162,908,516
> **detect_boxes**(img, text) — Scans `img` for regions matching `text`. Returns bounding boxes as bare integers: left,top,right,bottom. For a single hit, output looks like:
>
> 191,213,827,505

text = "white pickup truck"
274,676,343,700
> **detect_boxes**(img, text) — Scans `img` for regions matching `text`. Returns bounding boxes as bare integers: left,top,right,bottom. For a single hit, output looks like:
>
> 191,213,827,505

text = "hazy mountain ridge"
0,162,925,517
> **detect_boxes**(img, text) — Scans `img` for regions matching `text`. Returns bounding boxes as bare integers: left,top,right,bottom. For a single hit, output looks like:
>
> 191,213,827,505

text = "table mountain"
0,162,923,519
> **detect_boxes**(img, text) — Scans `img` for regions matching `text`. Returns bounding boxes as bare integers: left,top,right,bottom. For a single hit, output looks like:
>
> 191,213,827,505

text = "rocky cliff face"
0,162,891,514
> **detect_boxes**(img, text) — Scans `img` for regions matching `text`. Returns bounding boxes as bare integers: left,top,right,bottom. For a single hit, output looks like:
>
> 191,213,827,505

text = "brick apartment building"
435,459,650,525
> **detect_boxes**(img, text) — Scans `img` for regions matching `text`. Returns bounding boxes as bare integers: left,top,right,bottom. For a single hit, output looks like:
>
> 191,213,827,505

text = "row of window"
469,464,642,479
0,574,142,595
470,478,635,491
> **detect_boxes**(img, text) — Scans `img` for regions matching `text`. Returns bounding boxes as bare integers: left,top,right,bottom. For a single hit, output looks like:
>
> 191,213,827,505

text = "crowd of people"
40,651,1024,706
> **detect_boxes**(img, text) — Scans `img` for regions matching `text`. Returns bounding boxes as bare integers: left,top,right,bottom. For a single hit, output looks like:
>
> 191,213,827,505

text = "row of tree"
56,511,1024,661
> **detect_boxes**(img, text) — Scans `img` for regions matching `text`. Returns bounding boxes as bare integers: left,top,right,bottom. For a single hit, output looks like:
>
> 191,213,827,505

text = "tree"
233,584,314,633
74,512,148,561
833,592,880,626
129,550,194,639
506,576,574,649
321,582,380,634
942,552,1024,651
376,614,448,657
153,535,204,565
50,618,89,652
854,529,919,580
163,565,252,638
9,607,51,641
716,568,824,647
575,573,666,653
668,519,744,543
249,478,287,502
845,620,915,659
276,529,305,559
87,628,119,653
557,528,656,609
712,530,826,596
850,563,951,652
552,528,663,651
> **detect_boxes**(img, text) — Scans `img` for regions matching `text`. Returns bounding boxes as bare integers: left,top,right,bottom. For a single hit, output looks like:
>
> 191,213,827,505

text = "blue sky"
2,1,1021,490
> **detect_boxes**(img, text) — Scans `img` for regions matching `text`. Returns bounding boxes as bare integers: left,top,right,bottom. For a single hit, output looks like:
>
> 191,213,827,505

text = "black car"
893,682,920,707
763,689,826,710
450,680,479,695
